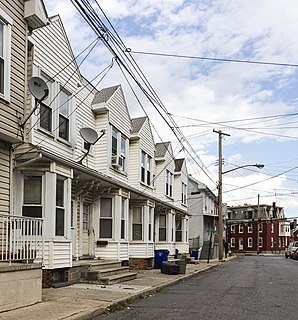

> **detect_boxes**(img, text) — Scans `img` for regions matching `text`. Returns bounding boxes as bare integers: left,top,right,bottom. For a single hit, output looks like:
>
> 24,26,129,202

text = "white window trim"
239,225,243,233
248,237,253,248
0,9,13,102
110,126,127,172
230,237,235,248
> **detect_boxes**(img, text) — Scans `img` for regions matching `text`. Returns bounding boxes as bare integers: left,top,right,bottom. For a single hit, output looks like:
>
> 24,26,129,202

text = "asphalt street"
100,256,298,320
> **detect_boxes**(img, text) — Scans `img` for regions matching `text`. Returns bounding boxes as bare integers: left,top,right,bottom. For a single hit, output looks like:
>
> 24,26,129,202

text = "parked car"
285,241,298,258
292,248,298,260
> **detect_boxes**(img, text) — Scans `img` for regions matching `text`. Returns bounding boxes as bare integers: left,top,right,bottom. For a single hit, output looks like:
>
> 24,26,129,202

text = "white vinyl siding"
29,16,79,157
0,146,9,214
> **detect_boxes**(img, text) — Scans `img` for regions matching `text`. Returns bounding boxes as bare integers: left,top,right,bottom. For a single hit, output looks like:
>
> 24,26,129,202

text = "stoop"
80,260,137,285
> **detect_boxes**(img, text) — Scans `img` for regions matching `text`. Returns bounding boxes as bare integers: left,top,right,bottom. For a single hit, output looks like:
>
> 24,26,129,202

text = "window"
55,178,65,236
39,73,54,132
230,237,235,248
239,225,243,233
0,10,12,101
100,198,112,238
259,223,263,233
248,224,253,233
181,182,187,205
132,207,143,241
230,225,235,233
58,88,70,141
176,219,182,242
23,176,42,218
140,150,152,186
271,223,274,233
165,170,173,197
83,204,89,231
148,207,153,241
259,237,263,248
111,127,127,171
71,200,74,229
248,237,253,248
159,214,167,241
271,237,274,248
121,198,126,240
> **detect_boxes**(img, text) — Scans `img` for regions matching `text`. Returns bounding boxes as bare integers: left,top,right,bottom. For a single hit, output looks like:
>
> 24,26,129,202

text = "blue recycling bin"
154,249,169,268
191,250,199,260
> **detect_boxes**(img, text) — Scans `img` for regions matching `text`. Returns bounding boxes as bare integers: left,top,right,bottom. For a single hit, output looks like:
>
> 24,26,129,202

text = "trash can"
176,259,187,274
154,249,169,268
161,262,180,275
191,250,199,260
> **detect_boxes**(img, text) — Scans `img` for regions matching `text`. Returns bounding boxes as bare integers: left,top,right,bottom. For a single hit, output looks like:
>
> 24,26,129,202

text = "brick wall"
129,258,154,270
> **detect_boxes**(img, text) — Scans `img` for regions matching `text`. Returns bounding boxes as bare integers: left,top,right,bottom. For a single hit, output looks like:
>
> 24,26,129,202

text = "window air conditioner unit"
111,156,123,169
118,156,123,167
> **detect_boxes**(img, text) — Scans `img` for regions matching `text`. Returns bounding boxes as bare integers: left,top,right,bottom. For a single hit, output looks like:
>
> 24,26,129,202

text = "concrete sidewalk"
0,257,236,320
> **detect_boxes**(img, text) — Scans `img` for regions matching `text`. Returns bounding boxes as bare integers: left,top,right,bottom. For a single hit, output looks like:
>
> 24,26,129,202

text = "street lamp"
218,163,264,260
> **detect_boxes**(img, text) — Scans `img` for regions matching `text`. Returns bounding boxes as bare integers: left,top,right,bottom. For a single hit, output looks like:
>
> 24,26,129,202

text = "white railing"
0,214,43,264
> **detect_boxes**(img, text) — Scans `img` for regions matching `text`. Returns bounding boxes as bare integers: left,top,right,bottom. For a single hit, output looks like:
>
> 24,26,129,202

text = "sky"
43,0,298,218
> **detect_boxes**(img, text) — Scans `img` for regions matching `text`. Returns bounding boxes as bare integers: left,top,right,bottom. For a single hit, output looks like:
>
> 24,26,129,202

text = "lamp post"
218,163,264,260
214,130,264,260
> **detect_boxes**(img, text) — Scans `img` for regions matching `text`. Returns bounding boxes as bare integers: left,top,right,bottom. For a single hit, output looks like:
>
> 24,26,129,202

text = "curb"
71,263,220,320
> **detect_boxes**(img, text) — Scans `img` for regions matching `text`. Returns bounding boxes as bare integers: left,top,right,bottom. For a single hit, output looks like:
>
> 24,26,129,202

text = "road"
100,256,298,320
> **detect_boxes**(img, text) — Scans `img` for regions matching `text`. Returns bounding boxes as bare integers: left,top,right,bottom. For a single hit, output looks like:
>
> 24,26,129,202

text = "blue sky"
44,0,298,218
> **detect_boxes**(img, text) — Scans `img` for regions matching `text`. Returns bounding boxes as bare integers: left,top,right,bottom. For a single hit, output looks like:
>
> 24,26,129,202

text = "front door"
239,238,243,250
82,203,92,257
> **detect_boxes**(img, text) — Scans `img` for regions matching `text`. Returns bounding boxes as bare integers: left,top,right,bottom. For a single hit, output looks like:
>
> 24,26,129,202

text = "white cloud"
44,0,298,216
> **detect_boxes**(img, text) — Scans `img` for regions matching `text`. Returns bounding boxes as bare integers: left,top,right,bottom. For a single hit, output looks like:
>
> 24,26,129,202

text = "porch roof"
15,145,189,216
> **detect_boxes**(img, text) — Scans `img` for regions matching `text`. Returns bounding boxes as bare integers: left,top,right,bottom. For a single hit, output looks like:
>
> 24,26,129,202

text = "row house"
187,176,218,258
227,204,290,253
0,0,48,312
6,13,190,287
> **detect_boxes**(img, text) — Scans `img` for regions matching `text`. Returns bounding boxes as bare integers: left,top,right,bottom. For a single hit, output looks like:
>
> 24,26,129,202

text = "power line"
127,49,298,68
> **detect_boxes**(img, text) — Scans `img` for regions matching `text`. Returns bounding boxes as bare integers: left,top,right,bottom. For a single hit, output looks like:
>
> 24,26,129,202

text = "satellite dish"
78,127,106,165
28,77,49,101
80,127,99,145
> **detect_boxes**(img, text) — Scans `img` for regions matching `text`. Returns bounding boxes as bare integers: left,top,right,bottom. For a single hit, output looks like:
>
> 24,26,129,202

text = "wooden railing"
0,214,43,264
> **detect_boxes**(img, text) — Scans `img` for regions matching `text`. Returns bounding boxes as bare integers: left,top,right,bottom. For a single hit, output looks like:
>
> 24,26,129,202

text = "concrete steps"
80,260,137,285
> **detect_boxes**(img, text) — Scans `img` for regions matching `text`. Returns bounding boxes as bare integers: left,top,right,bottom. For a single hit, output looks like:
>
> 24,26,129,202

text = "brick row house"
227,204,290,254
1,6,190,290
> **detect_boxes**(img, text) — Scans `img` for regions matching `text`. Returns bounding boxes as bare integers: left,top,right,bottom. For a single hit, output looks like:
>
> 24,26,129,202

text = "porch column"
114,194,121,241
143,205,149,242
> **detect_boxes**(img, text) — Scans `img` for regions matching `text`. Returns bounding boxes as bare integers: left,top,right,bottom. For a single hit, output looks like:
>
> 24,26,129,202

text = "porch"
0,214,43,312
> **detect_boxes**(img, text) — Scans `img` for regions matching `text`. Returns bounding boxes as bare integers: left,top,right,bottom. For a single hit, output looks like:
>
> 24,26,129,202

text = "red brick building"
227,204,290,254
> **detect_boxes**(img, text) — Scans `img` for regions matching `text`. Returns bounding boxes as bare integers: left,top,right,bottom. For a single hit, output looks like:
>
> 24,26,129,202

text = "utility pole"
257,194,260,255
213,129,230,260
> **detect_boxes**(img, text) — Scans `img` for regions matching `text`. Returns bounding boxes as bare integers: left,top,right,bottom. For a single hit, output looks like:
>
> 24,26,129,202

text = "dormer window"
58,88,70,141
111,126,127,171
140,150,152,186
165,170,173,197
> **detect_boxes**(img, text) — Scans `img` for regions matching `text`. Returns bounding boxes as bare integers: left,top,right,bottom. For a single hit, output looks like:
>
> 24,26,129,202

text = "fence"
0,213,43,264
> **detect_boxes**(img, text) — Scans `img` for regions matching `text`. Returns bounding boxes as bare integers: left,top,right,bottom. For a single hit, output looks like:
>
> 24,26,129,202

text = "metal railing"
0,214,43,264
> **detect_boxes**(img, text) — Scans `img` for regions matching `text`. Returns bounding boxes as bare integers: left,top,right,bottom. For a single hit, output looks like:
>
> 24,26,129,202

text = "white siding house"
128,117,156,268
154,142,189,255
188,176,218,252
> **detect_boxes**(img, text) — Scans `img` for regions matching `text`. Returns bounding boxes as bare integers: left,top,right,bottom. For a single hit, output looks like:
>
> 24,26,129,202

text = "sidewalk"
0,257,236,320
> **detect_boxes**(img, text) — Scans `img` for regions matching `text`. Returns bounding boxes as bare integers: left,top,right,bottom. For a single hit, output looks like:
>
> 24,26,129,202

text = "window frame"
248,237,253,248
0,10,12,102
140,150,153,186
111,126,127,171
99,198,113,239
55,177,66,237
175,219,183,242
230,237,235,248
181,182,187,205
165,170,173,198
132,207,143,241
22,175,43,218
159,214,167,241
